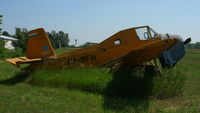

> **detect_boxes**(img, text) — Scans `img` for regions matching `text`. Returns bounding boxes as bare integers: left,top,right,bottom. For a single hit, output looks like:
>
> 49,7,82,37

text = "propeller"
183,37,191,45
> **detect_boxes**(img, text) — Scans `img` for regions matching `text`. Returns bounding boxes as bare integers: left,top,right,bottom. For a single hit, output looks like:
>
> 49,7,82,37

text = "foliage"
0,15,3,33
82,42,97,47
47,30,69,48
0,46,8,59
0,39,5,47
2,31,10,36
12,28,28,52
194,42,200,49
0,39,7,59
185,42,200,49
6,47,23,58
0,47,23,59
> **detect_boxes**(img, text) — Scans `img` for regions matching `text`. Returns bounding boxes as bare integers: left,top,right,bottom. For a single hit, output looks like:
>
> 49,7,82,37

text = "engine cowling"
158,34,185,68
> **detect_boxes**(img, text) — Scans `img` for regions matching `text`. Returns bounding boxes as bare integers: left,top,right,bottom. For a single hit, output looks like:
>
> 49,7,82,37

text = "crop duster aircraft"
6,26,191,71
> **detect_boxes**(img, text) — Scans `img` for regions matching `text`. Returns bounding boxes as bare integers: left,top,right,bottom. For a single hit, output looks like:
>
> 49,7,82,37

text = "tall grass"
152,67,186,99
29,66,186,99
104,66,186,98
30,68,112,93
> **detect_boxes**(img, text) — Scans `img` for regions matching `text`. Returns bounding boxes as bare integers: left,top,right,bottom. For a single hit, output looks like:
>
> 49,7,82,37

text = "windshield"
149,27,158,38
135,27,150,40
135,26,158,40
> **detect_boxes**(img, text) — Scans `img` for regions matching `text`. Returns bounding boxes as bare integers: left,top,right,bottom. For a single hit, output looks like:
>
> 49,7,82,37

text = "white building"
0,35,17,50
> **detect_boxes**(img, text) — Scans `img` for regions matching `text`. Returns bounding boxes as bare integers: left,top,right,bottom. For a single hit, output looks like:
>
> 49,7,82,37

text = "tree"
47,30,70,48
185,43,195,49
13,28,28,51
46,32,56,49
185,42,200,49
2,31,10,36
0,39,5,48
58,31,69,48
0,15,6,59
82,42,97,47
10,28,70,52
195,42,200,49
0,15,3,34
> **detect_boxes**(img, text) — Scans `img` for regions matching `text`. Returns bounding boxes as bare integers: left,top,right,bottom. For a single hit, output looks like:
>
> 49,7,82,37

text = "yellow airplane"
6,26,191,71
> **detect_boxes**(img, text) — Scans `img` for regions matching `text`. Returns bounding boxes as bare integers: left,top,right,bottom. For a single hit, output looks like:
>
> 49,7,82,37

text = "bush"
0,47,23,59
0,47,8,59
7,47,23,58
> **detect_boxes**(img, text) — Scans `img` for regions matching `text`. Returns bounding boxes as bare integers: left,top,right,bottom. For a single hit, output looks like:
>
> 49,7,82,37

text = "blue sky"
1,0,200,45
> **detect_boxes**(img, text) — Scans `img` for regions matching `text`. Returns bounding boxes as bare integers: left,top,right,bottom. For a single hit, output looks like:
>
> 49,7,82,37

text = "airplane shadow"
0,71,31,85
103,66,155,112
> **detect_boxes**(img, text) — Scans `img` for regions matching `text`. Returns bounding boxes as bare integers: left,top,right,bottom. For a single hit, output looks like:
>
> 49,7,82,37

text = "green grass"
0,49,200,113
0,59,21,80
55,48,80,55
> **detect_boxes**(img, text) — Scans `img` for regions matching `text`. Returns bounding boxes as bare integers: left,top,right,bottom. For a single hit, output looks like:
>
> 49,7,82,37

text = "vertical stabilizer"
26,28,56,59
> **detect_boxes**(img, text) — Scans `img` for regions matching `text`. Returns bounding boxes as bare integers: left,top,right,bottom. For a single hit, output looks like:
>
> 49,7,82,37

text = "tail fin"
26,28,56,59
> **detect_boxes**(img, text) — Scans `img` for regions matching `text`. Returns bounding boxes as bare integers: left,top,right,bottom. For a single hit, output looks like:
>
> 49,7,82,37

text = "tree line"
2,28,70,51
0,27,70,59
0,14,70,59
185,42,200,49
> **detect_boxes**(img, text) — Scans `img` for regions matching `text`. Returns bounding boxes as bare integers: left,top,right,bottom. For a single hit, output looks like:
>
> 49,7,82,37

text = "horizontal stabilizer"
6,57,42,67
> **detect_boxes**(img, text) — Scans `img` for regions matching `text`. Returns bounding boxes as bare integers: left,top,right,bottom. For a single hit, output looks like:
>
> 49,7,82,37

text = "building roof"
0,35,18,41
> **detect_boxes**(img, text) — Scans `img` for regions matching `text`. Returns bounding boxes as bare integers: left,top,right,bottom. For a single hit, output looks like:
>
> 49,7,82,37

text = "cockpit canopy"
135,26,158,40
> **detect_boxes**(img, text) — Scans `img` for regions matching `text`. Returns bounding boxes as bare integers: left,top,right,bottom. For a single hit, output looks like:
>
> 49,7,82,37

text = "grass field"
0,49,200,113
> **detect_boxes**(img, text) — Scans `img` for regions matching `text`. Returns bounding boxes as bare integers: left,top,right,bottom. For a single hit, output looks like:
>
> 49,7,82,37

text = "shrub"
7,47,23,58
0,47,8,59
0,47,23,59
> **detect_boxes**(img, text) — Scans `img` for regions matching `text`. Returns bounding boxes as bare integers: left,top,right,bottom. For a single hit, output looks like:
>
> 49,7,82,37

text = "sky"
1,0,200,45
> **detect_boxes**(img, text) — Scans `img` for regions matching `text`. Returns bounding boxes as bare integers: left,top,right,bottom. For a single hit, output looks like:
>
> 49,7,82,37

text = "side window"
135,28,150,40
114,39,121,45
